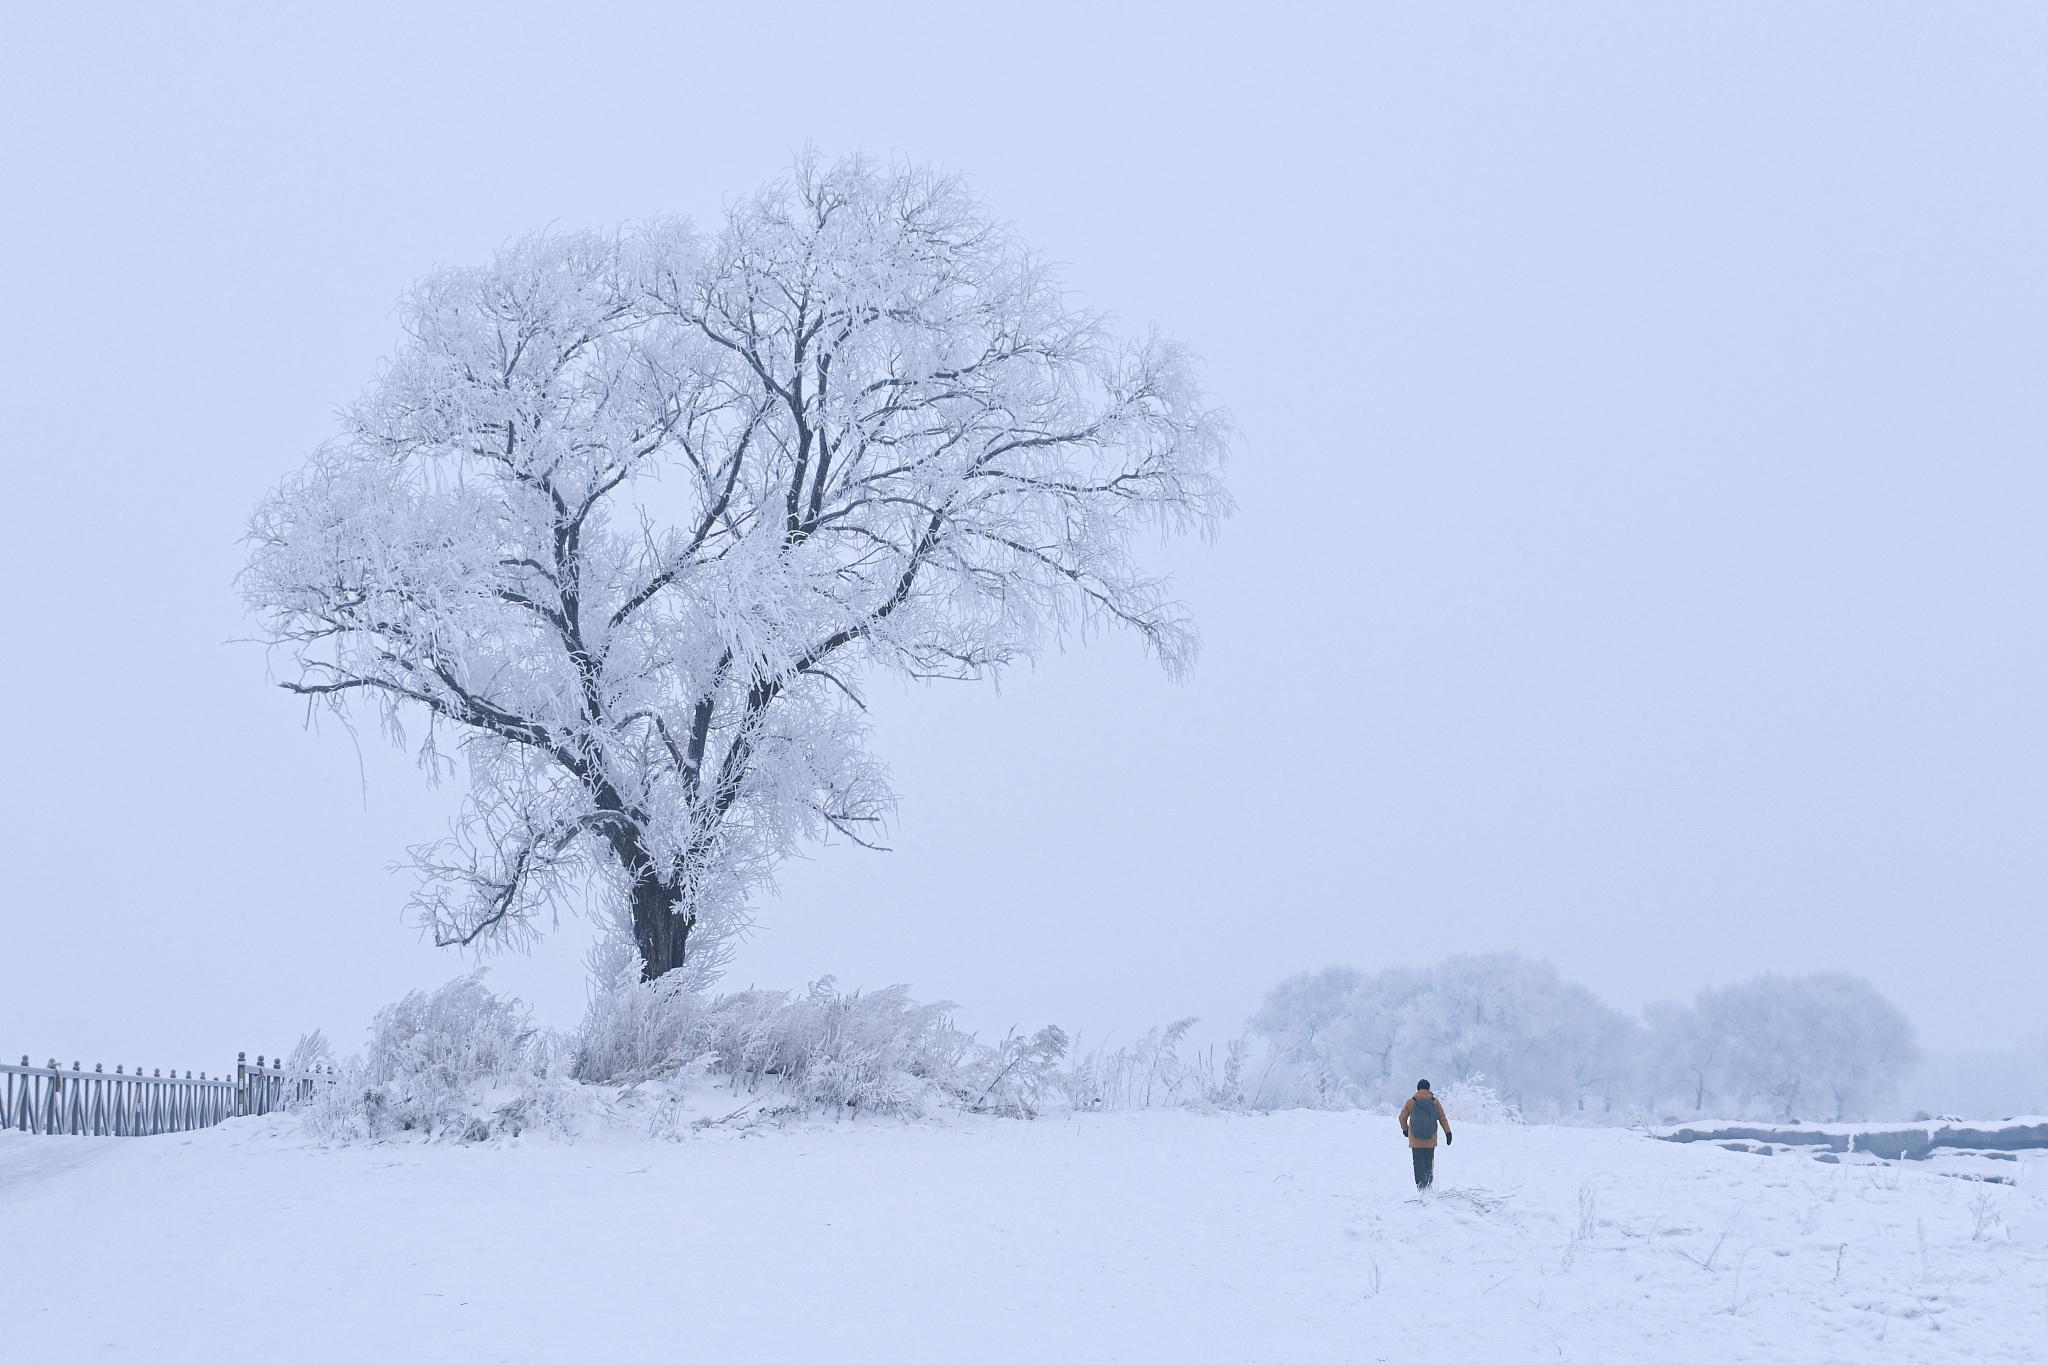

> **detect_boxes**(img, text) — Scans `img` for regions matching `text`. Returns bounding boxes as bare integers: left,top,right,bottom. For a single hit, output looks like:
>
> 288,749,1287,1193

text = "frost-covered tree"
1253,957,1924,1121
1407,953,1638,1116
1686,973,1921,1121
1644,997,1724,1113
1250,953,1634,1115
245,154,1231,980
1250,966,1426,1105
1566,992,1644,1114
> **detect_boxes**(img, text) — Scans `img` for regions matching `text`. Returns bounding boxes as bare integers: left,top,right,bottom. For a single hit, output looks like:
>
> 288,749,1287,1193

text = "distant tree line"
1249,953,1920,1122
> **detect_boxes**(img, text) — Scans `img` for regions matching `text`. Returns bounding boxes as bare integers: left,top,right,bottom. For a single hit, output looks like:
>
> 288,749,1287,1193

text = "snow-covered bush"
307,970,568,1142
576,978,1241,1119
1061,1019,1203,1110
571,971,706,1083
967,1025,1071,1118
1439,1075,1523,1126
775,980,974,1113
1193,1037,1259,1111
283,1029,336,1077
275,1029,341,1113
575,975,979,1117
308,970,1143,1141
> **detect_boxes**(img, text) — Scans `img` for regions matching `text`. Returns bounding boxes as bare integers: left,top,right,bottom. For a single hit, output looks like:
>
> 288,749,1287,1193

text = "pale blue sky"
2,2,2042,1067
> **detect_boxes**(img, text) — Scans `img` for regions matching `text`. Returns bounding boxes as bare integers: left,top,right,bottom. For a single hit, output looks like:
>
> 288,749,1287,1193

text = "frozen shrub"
362,970,535,1091
277,1029,339,1111
968,1026,1071,1118
779,979,973,1113
307,970,560,1142
1440,1074,1523,1126
572,971,706,1083
1053,1020,1280,1113
1060,1019,1201,1110
316,971,1228,1142
1156,1036,1263,1113
283,1029,336,1076
574,975,980,1117
1196,1037,1255,1110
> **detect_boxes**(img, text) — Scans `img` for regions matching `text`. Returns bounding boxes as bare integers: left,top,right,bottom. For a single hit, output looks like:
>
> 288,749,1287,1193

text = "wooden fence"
1,1054,336,1137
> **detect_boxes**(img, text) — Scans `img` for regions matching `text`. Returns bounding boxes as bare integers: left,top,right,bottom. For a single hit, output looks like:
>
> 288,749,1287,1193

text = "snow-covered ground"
3,1109,2044,1363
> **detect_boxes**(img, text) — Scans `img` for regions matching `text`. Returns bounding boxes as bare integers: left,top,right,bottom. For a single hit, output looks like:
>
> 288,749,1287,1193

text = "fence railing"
1,1053,336,1137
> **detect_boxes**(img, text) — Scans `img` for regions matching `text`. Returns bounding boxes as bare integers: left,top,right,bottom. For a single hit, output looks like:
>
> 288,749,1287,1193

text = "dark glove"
1445,1130,1454,1145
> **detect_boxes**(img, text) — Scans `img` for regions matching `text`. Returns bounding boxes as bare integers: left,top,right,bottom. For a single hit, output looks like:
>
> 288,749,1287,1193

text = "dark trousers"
1411,1146,1435,1189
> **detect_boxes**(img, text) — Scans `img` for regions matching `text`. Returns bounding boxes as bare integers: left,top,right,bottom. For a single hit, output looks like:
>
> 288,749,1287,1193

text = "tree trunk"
629,871,691,981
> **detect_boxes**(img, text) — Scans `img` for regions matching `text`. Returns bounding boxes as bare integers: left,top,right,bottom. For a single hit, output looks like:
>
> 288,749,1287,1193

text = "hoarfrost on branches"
1249,954,1637,1115
245,153,1231,981
1647,972,1921,1121
306,970,572,1142
1251,955,1923,1121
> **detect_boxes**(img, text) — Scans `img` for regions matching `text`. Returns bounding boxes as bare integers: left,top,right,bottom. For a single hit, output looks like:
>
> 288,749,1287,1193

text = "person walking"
1398,1080,1452,1190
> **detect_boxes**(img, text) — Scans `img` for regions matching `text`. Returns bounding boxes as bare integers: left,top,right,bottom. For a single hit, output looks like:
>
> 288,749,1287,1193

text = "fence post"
235,1051,248,1118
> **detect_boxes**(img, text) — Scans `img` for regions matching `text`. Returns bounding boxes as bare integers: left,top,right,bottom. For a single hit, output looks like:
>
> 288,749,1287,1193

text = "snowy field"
3,1110,2044,1364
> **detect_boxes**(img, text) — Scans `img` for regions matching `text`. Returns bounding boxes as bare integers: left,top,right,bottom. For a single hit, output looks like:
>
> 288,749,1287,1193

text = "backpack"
1409,1095,1440,1141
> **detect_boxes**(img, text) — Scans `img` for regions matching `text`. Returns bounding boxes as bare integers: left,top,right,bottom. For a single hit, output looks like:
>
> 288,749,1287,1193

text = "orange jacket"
1399,1092,1452,1149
